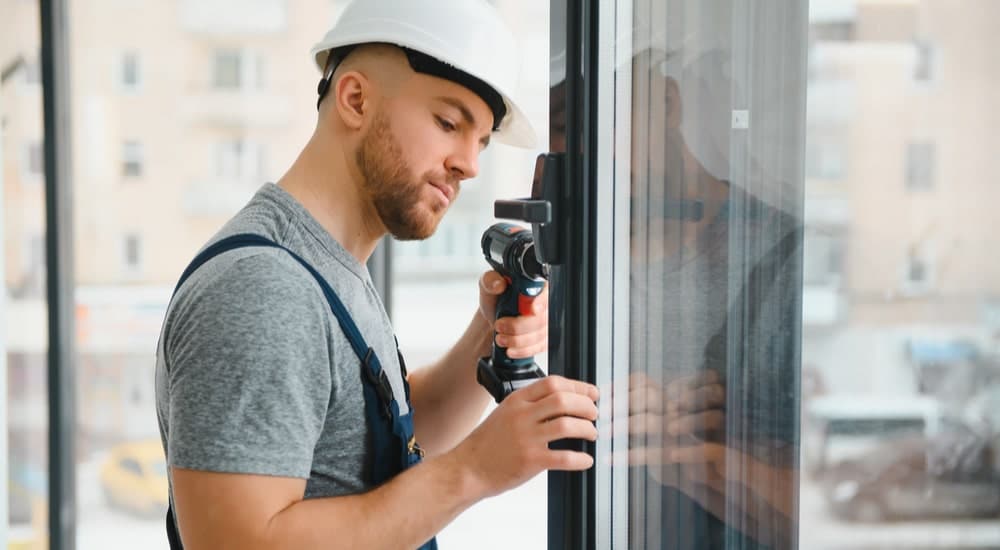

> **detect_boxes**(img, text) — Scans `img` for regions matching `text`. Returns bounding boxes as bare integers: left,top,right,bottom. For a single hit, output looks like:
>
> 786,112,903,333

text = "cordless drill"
477,223,549,403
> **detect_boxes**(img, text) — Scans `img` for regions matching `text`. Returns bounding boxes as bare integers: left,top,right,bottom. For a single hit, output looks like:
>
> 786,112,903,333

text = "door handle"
494,152,565,265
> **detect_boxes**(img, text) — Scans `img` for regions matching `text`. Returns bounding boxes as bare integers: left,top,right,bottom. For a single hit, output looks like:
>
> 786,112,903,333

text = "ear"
331,70,370,131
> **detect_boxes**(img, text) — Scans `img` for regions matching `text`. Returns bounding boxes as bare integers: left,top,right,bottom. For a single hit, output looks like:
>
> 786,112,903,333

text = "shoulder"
164,249,333,354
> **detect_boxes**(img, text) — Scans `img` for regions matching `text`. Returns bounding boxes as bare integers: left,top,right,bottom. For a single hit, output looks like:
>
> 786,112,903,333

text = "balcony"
180,0,287,34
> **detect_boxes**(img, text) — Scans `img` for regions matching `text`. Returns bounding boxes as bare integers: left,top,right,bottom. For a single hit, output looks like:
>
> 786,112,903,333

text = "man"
154,1,599,549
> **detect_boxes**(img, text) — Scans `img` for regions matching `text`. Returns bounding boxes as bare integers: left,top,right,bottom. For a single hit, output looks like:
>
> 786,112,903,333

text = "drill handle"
492,277,545,370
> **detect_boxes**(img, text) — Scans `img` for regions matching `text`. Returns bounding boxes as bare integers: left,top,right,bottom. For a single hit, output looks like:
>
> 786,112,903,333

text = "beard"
356,111,453,241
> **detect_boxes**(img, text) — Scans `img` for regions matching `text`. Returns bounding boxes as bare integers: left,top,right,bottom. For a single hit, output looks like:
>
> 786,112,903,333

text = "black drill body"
477,223,548,402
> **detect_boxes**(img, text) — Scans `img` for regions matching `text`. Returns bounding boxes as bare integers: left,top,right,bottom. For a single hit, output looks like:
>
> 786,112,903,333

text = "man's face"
357,75,493,241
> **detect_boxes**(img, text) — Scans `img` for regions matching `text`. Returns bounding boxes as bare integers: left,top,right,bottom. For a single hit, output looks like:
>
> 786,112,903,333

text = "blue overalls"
164,233,437,550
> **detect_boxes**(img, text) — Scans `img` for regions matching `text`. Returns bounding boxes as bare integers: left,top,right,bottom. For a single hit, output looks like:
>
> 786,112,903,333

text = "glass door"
548,0,809,548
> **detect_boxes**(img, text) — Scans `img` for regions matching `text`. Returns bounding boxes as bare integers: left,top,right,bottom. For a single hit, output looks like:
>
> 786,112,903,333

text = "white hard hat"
310,0,537,149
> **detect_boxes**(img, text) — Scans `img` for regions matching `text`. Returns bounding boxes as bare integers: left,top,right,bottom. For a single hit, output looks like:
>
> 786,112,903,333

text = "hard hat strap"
399,47,507,132
315,44,508,131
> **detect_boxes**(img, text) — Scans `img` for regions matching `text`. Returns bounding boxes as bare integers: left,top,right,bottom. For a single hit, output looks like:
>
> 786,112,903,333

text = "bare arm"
172,376,599,550
409,272,548,455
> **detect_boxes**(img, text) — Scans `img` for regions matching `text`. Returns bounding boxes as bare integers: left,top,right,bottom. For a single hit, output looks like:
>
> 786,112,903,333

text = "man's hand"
449,375,599,498
478,270,549,359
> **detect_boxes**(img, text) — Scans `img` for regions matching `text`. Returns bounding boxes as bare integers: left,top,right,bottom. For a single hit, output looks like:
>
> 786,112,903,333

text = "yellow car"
99,439,169,518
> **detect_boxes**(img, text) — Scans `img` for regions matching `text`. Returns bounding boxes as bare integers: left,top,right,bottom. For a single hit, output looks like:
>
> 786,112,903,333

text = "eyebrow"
434,96,492,149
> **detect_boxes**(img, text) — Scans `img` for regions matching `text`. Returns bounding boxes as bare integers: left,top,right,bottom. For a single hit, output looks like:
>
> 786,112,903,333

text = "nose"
444,138,480,181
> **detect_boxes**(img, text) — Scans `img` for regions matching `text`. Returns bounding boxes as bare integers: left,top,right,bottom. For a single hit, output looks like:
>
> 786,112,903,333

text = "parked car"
99,439,169,517
803,394,944,478
824,425,1000,522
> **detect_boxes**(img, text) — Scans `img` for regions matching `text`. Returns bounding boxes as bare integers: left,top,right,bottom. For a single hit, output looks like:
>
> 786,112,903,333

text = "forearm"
264,452,483,550
409,311,494,455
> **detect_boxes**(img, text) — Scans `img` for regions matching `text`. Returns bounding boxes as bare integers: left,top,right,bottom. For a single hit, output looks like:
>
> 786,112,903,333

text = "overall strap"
165,233,434,550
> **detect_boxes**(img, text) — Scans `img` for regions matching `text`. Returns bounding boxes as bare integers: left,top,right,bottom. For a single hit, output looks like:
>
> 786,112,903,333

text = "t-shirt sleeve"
163,252,333,478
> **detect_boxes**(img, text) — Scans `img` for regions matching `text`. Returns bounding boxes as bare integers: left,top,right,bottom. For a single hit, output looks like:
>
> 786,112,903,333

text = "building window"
123,234,142,271
25,234,44,274
21,56,41,86
212,50,265,90
213,50,242,89
805,138,846,181
216,139,265,181
905,141,935,191
902,247,934,295
913,39,936,83
120,51,142,91
810,22,855,42
804,231,844,285
23,141,44,181
122,140,144,178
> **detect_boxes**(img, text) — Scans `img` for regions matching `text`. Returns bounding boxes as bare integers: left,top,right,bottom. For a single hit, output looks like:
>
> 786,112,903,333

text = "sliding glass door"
549,1,808,548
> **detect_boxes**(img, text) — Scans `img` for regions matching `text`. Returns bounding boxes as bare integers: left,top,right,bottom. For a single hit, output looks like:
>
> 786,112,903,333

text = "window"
806,137,847,180
906,141,936,190
216,138,265,181
804,231,845,285
123,233,142,271
213,50,242,89
122,140,144,178
212,49,265,90
811,21,856,42
23,141,44,180
120,51,141,91
21,55,40,86
913,39,937,82
902,247,934,295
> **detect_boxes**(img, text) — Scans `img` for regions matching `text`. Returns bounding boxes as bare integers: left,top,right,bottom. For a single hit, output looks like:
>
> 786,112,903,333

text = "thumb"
480,270,508,295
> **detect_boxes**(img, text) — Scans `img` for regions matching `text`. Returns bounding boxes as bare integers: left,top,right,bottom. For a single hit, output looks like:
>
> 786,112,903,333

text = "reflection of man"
156,2,600,549
550,6,802,548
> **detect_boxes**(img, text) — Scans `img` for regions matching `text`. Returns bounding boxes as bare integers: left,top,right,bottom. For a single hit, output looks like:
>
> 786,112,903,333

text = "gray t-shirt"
155,183,408,502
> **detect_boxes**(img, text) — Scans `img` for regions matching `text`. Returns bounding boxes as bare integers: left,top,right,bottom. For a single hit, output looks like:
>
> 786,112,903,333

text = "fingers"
534,391,599,423
495,329,548,359
629,378,664,415
532,284,549,315
541,416,598,443
666,383,726,415
628,412,663,437
479,270,508,296
666,410,726,436
663,370,721,397
517,375,600,403
544,450,594,471
493,286,548,358
668,443,727,465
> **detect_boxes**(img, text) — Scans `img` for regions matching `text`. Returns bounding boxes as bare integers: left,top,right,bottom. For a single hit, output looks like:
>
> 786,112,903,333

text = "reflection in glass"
596,1,808,548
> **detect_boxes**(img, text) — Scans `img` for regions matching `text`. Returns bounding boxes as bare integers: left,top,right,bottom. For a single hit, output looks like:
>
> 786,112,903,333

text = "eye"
436,116,457,133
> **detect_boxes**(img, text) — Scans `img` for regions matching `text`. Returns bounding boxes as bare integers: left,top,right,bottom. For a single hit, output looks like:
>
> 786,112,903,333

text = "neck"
278,127,386,264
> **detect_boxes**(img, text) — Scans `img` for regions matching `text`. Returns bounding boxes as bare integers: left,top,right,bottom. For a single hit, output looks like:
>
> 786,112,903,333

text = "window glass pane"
2,1,49,548
120,52,140,90
122,140,143,178
69,0,324,547
800,1,1000,547
212,50,242,89
612,0,806,547
389,1,551,547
